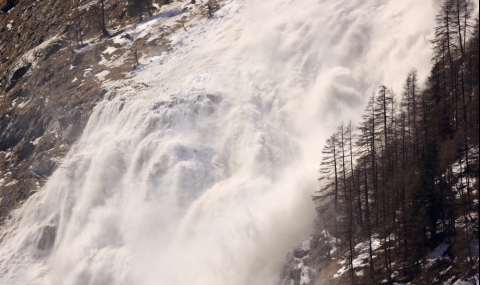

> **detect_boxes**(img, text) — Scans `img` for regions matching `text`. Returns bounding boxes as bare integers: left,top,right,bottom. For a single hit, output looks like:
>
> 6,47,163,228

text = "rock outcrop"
0,0,155,224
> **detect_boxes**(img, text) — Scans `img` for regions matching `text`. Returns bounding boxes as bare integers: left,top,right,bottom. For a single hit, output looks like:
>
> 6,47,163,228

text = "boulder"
7,63,32,91
37,225,56,250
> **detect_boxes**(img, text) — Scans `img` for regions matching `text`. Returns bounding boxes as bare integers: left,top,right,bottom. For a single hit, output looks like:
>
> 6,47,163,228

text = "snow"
334,266,349,278
450,159,464,177
299,259,311,285
335,234,383,278
321,229,337,256
427,240,451,260
98,1,193,70
301,239,311,251
0,0,439,284
352,234,381,268
30,136,42,146
4,180,17,187
0,178,4,186
452,274,480,285
103,46,117,55
17,100,30,108
424,239,453,268
10,34,59,75
113,35,130,46
98,54,111,66
440,265,453,275
145,55,163,62
83,68,93,77
444,276,456,285
95,70,110,81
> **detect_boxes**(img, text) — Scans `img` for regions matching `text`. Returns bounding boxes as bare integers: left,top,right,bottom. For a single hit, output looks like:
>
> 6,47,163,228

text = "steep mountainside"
0,0,207,224
2,0,474,285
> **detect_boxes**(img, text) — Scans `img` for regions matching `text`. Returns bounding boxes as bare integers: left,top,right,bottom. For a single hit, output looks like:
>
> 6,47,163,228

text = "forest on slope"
311,0,479,284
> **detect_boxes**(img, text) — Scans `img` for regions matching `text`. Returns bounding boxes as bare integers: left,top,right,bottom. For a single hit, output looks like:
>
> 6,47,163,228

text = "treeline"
314,1,479,284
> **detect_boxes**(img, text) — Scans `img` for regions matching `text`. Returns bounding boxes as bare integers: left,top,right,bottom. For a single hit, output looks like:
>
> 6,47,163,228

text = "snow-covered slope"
0,0,438,284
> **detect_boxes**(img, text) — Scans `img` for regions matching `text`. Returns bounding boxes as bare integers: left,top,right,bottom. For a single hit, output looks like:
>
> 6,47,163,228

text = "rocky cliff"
0,0,201,225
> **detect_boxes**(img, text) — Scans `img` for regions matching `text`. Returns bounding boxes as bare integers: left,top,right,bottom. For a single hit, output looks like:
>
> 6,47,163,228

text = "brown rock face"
0,0,140,225
0,0,19,13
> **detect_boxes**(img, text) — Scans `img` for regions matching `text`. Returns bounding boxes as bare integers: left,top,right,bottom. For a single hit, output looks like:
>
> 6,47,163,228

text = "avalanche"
0,0,438,284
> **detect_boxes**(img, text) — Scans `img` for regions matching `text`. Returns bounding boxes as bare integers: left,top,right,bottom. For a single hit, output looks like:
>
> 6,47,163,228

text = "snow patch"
440,265,453,275
334,266,348,278
95,70,110,81
103,46,117,55
83,68,93,77
351,234,382,268
5,180,17,187
301,239,311,251
299,259,311,285
30,136,42,146
427,240,451,260
17,100,30,108
452,274,479,285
